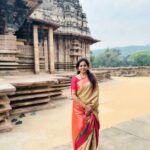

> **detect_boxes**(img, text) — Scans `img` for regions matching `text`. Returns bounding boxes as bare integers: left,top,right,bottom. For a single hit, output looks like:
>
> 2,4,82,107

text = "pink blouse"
71,76,79,92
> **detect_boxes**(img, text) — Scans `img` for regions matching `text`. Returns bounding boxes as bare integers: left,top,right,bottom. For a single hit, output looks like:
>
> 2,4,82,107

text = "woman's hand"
85,105,93,116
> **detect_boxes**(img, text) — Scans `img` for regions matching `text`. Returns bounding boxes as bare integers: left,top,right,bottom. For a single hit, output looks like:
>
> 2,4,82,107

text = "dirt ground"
0,77,150,150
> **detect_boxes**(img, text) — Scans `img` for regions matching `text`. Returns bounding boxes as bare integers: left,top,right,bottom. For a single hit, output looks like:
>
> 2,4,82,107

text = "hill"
92,45,150,56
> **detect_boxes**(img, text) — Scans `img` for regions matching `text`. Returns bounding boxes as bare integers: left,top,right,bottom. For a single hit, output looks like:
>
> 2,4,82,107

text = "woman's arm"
71,92,93,116
71,92,86,108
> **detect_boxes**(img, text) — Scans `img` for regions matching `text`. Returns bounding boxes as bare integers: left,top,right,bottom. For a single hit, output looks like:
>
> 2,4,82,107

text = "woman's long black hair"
76,58,97,90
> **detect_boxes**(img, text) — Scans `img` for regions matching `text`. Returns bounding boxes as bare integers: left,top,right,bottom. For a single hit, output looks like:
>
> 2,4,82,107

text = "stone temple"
0,0,99,75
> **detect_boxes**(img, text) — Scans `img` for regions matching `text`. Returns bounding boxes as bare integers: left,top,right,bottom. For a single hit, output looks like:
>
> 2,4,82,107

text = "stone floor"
50,114,150,150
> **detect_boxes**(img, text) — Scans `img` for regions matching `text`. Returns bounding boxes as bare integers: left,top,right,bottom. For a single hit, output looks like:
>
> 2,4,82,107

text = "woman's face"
78,61,89,74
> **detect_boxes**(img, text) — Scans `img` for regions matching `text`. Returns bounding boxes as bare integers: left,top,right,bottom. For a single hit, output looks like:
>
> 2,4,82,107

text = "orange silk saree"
71,76,100,150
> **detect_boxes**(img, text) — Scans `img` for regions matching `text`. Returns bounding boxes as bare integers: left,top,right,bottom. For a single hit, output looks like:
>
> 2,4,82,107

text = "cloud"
80,0,150,49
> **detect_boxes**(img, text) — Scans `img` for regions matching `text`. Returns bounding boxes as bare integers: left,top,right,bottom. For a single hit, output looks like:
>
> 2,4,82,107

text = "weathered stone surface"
0,0,42,34
0,83,16,95
93,67,150,77
30,0,90,36
0,120,12,133
100,127,150,150
1,75,68,116
115,119,150,140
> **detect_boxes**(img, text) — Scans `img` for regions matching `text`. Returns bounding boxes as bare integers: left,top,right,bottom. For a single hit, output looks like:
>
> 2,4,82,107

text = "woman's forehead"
79,61,87,65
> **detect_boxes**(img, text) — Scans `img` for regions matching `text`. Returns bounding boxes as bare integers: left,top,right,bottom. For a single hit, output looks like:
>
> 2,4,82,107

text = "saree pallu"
71,76,100,150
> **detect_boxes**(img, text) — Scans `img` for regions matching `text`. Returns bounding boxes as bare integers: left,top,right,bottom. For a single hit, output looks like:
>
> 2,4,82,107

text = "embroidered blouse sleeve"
71,77,78,93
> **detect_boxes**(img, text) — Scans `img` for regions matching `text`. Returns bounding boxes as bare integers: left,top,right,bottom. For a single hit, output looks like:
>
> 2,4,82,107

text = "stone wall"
93,67,150,77
54,35,91,71
0,35,18,75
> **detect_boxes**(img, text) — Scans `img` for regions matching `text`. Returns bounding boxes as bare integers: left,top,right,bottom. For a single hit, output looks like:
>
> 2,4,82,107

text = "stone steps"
0,85,15,133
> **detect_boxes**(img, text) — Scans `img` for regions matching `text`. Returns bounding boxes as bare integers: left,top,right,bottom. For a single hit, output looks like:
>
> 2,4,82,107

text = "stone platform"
50,114,150,150
0,74,70,132
0,74,71,115
0,71,111,133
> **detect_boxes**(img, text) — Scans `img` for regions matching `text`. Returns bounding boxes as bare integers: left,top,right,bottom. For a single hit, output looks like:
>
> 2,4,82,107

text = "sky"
80,0,150,49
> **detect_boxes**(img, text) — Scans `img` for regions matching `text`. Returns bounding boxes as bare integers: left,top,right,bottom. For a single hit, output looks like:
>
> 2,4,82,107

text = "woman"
71,58,100,150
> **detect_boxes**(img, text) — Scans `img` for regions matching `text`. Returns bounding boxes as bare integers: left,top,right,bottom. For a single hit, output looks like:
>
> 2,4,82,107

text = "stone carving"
0,0,42,34
30,0,90,36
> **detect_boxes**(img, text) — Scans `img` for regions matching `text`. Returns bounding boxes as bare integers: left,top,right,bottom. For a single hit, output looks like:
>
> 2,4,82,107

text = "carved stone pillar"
86,44,90,61
33,25,40,73
44,39,49,72
48,27,55,73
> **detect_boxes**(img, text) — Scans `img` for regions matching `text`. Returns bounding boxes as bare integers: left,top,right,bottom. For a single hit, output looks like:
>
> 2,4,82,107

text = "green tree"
127,51,150,66
93,48,124,67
